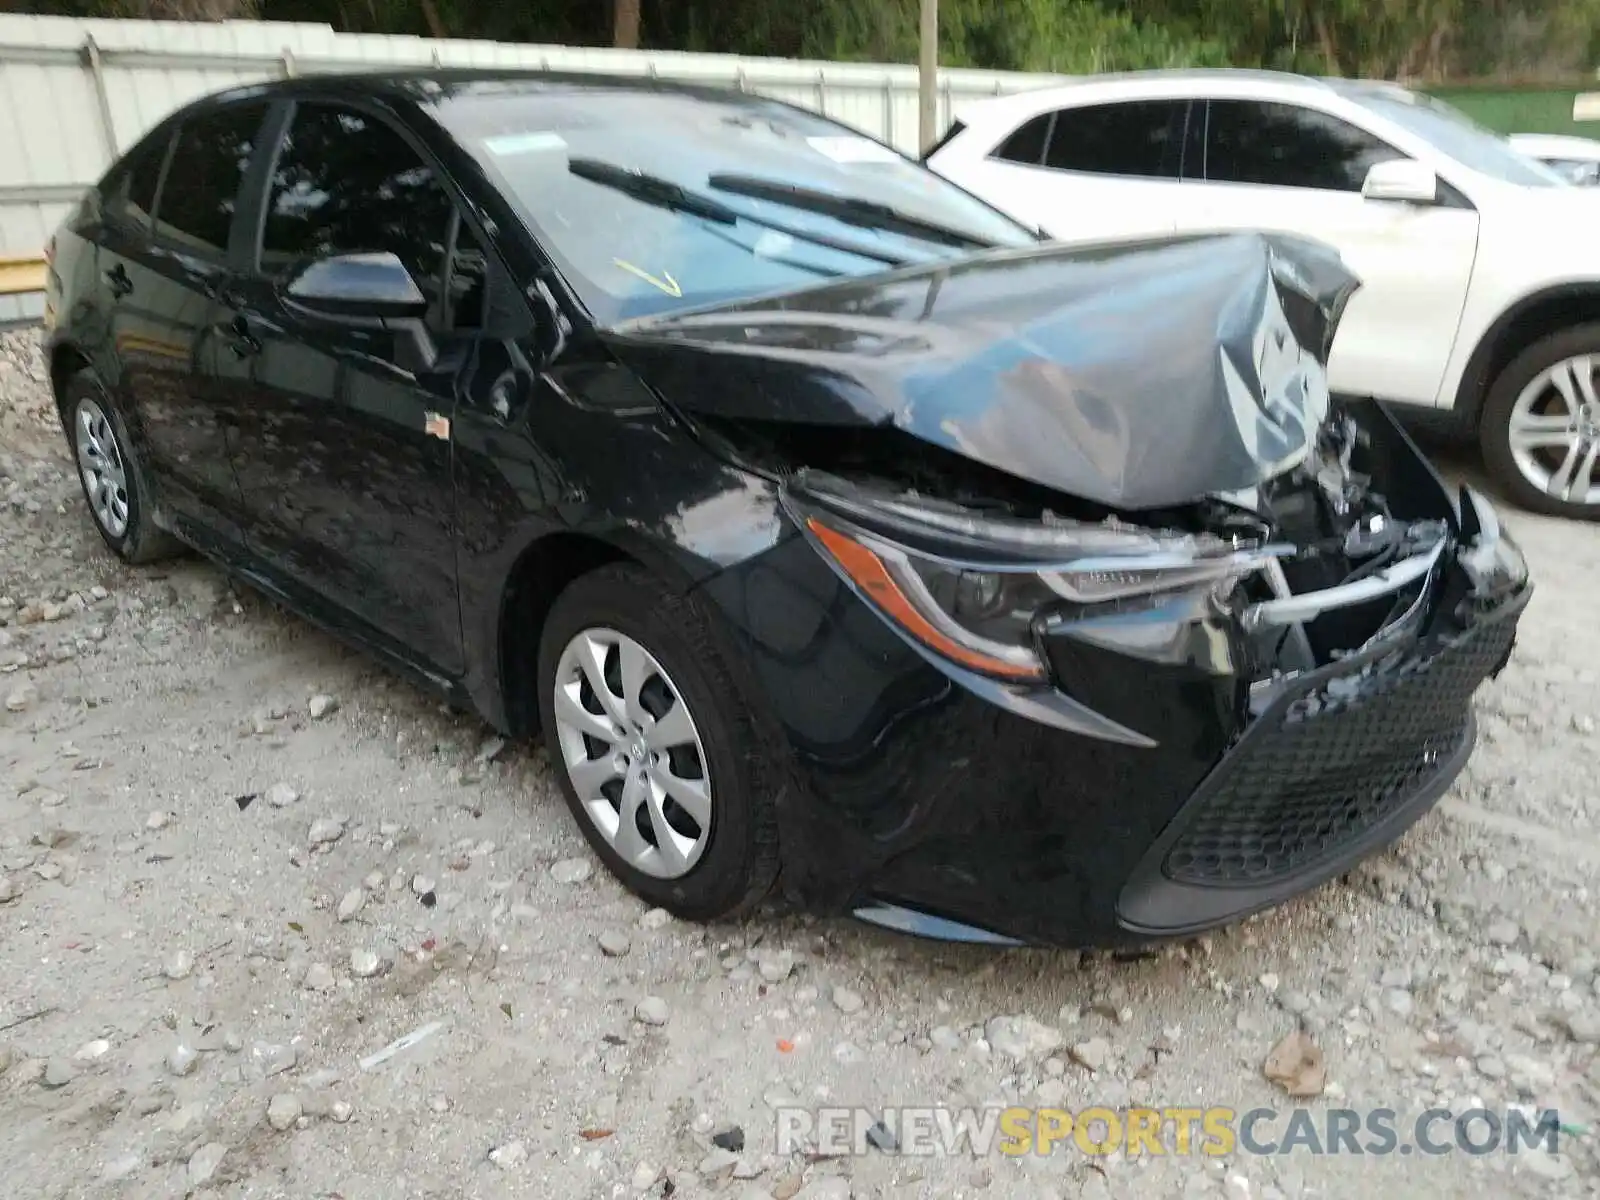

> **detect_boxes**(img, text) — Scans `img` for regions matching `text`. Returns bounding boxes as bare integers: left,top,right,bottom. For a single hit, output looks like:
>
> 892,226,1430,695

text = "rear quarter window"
101,130,172,232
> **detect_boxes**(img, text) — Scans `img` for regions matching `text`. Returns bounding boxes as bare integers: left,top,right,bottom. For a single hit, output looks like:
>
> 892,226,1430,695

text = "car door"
100,102,270,550
940,100,1190,243
1171,98,1480,408
209,98,469,675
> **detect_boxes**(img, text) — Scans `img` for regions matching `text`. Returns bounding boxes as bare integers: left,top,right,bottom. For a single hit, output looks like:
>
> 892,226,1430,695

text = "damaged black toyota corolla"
46,72,1531,947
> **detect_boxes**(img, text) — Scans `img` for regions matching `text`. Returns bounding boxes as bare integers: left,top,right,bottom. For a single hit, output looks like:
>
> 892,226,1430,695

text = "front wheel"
1480,324,1600,520
536,564,780,921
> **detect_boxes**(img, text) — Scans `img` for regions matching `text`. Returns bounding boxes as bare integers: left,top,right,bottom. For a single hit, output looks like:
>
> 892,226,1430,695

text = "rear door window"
150,102,269,258
1042,100,1187,179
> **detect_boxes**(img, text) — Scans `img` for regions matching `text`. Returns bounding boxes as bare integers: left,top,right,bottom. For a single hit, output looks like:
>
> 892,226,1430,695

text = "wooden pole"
918,0,938,152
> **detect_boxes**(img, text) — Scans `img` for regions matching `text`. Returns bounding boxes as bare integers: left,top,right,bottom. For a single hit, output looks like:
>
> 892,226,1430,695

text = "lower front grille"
1163,613,1517,887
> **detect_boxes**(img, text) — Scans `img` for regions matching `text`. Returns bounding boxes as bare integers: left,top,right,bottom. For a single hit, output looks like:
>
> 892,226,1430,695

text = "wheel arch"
492,527,710,739
1453,284,1600,433
48,340,95,423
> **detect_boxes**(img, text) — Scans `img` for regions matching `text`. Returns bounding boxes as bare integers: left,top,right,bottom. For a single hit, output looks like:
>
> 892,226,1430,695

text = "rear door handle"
216,313,261,359
104,263,133,298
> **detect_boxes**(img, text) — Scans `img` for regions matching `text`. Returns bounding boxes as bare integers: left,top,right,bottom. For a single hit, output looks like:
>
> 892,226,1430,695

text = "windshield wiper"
707,173,1001,250
566,158,911,267
568,157,742,225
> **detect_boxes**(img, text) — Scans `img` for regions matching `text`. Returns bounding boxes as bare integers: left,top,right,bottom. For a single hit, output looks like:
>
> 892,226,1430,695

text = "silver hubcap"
1507,354,1600,507
75,397,130,538
552,627,712,880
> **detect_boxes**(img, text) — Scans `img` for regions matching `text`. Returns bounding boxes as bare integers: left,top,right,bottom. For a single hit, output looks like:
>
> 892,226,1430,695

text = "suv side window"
104,130,172,232
150,103,269,257
1042,101,1186,178
260,101,465,331
991,113,1053,167
1203,100,1402,191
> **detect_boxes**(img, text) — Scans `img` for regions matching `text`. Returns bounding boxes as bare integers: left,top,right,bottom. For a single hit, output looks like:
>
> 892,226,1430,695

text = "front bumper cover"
1116,512,1527,936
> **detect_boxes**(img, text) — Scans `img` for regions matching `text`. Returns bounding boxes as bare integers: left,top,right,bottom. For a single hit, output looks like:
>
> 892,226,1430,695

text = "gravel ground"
0,325,1597,1200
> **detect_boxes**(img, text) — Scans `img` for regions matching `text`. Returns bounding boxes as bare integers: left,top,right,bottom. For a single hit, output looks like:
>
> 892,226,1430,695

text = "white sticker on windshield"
483,131,568,157
753,230,795,258
806,135,903,165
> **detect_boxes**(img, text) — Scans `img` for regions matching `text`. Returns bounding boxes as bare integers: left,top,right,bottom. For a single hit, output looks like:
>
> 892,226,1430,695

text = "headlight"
786,473,1289,683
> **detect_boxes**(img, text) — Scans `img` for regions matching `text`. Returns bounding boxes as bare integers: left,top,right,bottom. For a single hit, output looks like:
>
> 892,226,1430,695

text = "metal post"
80,35,119,162
918,0,938,152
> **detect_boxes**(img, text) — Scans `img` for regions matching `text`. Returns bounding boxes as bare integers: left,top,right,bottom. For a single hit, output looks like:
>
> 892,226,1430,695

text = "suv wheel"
1481,324,1600,519
536,564,780,921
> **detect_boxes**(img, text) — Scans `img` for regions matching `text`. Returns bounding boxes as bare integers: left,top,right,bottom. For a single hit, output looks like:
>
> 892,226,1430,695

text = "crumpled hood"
601,230,1361,509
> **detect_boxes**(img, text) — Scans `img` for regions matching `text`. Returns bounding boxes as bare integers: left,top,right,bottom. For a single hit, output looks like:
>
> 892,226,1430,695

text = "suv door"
101,103,269,550
209,98,473,675
1173,98,1480,408
945,100,1190,242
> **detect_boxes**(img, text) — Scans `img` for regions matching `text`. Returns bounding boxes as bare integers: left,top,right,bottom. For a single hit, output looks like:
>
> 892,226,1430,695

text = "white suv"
926,70,1600,520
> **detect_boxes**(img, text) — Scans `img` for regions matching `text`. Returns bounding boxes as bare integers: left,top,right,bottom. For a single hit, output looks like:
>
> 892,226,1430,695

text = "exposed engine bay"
707,395,1526,739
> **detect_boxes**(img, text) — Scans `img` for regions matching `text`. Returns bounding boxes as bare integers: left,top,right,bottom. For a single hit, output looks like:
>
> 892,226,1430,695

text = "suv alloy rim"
1507,353,1600,506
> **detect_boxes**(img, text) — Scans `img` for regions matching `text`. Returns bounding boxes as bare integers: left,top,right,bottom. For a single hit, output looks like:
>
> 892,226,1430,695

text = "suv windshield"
1347,89,1568,187
432,85,1036,324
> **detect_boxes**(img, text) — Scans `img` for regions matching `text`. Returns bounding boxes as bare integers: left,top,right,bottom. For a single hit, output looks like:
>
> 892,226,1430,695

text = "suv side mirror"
1361,159,1439,204
284,252,430,322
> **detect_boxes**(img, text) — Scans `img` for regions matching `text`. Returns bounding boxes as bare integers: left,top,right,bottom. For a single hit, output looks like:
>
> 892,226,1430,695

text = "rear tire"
536,563,780,921
1480,324,1600,520
62,370,184,563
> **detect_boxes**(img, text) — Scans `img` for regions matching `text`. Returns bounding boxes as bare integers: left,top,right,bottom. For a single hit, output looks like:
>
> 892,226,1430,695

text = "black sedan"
42,70,1530,947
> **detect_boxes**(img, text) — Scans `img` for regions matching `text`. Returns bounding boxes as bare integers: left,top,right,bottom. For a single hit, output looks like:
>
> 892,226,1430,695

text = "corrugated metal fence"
0,14,1062,324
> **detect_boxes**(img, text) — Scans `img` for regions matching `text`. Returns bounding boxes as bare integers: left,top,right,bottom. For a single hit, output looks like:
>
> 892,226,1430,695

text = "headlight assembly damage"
781,398,1530,733
784,469,1289,685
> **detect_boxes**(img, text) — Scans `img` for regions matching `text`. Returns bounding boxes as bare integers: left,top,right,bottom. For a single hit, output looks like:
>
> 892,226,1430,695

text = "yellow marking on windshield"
613,259,682,297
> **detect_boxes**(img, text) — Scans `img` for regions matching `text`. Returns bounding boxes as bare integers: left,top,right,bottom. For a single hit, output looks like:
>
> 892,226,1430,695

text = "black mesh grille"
1163,614,1517,886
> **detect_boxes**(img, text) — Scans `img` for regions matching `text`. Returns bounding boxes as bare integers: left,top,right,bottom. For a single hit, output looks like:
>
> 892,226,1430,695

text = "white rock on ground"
635,996,670,1026
266,1093,302,1131
336,888,365,922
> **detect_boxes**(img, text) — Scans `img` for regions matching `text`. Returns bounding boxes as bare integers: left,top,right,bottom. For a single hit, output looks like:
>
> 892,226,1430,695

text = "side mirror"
283,251,437,373
283,252,430,322
1361,159,1439,204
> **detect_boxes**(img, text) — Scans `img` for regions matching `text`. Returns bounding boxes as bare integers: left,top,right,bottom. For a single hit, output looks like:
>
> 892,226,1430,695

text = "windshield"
432,86,1036,324
1348,90,1569,187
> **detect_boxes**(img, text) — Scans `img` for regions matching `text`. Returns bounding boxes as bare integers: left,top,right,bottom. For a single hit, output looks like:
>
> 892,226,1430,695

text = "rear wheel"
63,370,183,563
536,564,779,920
1480,324,1600,520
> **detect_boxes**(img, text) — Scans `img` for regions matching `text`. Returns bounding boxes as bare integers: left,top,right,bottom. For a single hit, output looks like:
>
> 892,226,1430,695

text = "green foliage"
4,0,1597,84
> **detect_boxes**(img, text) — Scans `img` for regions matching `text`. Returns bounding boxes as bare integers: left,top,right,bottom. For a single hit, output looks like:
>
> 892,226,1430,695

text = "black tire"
536,563,780,921
61,369,184,563
1480,323,1600,520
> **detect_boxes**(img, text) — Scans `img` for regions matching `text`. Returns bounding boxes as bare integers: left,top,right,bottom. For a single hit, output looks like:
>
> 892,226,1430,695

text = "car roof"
950,68,1417,124
181,67,783,120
